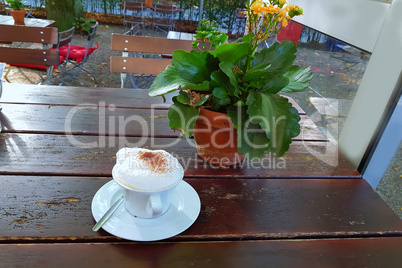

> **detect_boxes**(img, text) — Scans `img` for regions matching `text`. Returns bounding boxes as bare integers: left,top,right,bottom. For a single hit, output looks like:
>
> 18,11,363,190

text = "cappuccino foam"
113,148,184,191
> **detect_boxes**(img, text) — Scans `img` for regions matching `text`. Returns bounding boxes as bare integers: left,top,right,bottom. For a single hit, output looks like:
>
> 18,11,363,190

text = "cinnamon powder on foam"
138,151,172,174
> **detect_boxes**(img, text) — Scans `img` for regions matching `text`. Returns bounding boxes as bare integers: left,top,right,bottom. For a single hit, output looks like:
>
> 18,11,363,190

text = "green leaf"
176,91,192,104
168,97,200,139
149,65,210,97
172,50,220,84
177,91,210,107
226,105,246,130
261,76,289,94
219,62,239,97
210,70,228,88
281,65,313,93
254,41,297,69
211,42,249,65
212,87,227,99
238,33,255,43
227,106,270,159
244,41,297,82
246,92,300,156
217,97,231,106
239,123,271,160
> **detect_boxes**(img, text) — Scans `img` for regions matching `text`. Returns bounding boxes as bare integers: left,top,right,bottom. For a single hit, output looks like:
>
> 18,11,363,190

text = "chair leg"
0,63,4,121
0,63,4,101
129,73,139,89
46,66,54,85
77,66,98,87
120,73,126,88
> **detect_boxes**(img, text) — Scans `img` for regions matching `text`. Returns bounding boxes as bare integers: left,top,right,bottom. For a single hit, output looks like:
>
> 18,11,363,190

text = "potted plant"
145,0,153,8
6,0,26,24
149,0,312,166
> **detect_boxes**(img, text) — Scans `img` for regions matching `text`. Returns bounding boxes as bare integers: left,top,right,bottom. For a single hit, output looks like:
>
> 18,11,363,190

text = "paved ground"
1,23,401,219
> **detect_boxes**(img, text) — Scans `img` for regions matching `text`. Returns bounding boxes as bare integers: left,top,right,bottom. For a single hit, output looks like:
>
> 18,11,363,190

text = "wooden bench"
0,24,59,84
110,34,194,88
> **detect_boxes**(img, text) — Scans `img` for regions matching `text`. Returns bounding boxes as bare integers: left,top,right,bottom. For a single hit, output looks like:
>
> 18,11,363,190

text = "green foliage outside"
181,0,247,32
73,17,96,33
45,0,84,31
5,0,25,10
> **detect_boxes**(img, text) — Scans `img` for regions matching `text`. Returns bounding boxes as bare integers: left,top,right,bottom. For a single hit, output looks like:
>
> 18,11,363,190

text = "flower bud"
289,6,303,17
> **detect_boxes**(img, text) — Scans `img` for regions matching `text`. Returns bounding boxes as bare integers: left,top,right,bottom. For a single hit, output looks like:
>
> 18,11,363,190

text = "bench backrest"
122,1,145,11
110,34,194,75
0,25,59,66
153,4,175,15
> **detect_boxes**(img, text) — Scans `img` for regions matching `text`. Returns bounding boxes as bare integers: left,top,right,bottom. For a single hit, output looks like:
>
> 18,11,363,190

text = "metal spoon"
92,195,124,232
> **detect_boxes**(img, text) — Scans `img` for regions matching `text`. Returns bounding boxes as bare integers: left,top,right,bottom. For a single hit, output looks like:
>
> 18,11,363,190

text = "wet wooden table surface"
0,83,401,267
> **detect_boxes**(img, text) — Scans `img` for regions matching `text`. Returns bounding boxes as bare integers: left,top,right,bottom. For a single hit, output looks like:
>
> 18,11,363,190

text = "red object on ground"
58,43,99,63
276,21,303,45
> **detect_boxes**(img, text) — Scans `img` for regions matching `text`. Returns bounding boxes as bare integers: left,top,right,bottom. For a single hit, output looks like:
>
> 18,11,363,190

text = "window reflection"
280,22,371,142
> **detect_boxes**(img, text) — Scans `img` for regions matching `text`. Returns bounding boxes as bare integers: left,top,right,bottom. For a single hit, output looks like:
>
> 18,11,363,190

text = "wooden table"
0,14,55,27
0,83,401,267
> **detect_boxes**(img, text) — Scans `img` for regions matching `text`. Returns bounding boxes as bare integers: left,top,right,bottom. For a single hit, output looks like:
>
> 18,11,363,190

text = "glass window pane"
279,22,371,142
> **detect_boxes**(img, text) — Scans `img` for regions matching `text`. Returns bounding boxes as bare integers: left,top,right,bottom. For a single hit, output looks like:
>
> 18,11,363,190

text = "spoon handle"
92,195,124,232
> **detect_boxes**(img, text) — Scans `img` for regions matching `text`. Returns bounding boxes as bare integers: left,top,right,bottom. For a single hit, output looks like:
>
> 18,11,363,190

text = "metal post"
178,0,183,31
199,0,204,26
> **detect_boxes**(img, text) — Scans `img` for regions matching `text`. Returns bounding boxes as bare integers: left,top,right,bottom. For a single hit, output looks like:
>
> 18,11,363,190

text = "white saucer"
91,180,201,241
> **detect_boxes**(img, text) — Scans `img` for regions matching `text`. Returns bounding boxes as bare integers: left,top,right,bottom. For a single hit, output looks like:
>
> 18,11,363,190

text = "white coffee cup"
112,148,184,219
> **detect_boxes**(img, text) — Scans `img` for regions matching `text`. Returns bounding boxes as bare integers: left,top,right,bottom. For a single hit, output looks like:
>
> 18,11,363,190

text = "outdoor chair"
6,27,74,85
24,5,35,18
121,1,152,31
152,4,176,32
119,24,142,87
110,34,194,88
0,24,62,85
124,23,142,36
58,21,99,87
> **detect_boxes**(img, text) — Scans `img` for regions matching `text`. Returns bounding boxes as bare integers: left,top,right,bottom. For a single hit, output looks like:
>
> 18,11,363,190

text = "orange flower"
251,5,264,14
263,5,280,14
277,7,290,27
251,4,280,15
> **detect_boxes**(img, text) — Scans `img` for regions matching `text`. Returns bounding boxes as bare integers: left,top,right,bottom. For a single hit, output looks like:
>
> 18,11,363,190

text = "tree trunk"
45,0,84,31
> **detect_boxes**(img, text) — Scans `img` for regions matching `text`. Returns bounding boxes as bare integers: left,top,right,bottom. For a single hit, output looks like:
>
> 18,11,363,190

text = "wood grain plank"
0,83,174,109
1,238,401,267
0,177,400,241
0,84,305,113
0,104,326,141
0,47,60,66
0,133,359,178
110,56,172,75
111,34,194,54
0,25,58,44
